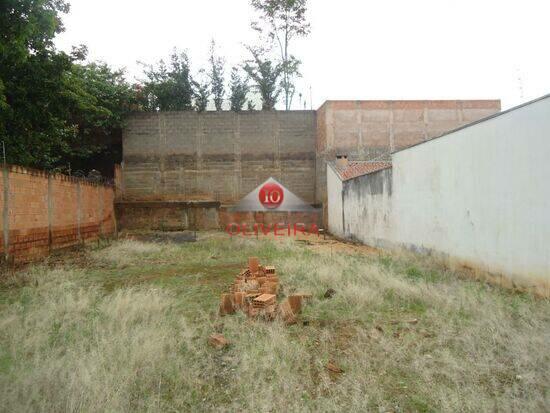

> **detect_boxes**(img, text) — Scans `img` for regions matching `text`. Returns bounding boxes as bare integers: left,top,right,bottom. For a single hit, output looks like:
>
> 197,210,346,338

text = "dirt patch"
129,231,198,244
227,231,381,256
102,262,242,291
303,236,380,256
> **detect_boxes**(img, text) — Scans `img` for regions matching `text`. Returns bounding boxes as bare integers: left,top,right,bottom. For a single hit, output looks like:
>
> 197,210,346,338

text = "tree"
192,70,210,112
61,53,136,172
209,40,225,111
139,50,194,111
229,67,249,112
243,47,282,111
250,0,310,110
0,1,137,172
0,49,74,168
0,0,72,168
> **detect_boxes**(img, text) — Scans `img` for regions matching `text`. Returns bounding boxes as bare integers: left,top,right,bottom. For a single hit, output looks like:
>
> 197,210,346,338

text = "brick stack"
219,257,311,324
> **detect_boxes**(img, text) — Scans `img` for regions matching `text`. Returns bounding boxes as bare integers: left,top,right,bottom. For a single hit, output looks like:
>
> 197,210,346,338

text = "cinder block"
252,293,276,308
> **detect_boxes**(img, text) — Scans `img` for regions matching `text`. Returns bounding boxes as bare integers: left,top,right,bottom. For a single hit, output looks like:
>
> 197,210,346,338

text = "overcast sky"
55,0,549,110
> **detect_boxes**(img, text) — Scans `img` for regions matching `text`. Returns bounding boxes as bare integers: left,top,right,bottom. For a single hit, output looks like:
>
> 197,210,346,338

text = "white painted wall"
326,165,343,237
335,95,550,284
342,168,393,246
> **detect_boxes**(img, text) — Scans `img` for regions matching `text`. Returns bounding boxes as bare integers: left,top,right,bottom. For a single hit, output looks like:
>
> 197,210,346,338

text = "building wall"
334,95,550,289
339,167,393,245
0,165,116,263
326,165,343,237
122,111,317,204
316,100,501,224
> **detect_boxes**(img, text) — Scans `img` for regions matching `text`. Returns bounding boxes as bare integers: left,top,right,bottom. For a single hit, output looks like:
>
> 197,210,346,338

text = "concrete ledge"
114,200,322,231
115,200,221,231
115,200,221,209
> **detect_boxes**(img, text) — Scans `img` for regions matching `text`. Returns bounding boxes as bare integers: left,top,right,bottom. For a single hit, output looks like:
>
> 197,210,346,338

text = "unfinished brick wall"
121,111,317,204
0,165,116,263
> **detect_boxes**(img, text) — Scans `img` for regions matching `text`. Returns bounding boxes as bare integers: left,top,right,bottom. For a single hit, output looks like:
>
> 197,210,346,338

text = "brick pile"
219,257,311,324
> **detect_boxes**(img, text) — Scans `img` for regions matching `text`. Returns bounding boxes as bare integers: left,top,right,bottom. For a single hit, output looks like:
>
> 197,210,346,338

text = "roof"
330,161,392,181
392,93,550,155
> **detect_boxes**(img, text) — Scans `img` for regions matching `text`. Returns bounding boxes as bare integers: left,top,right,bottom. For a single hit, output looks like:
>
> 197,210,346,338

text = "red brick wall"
0,165,116,263
219,209,322,231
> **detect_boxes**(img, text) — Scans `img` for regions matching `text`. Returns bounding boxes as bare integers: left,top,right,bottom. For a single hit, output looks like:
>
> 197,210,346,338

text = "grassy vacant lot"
0,233,548,412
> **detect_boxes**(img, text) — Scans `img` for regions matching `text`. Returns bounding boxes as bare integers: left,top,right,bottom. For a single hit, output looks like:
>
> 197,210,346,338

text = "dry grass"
0,234,548,412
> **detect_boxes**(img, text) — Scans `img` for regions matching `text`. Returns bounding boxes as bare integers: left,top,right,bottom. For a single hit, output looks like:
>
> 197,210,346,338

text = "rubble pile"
219,257,311,324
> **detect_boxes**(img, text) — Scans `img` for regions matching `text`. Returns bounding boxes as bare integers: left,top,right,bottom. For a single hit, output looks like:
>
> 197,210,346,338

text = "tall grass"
0,235,548,412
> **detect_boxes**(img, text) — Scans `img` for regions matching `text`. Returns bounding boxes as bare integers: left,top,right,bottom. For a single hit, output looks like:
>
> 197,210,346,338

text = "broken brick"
234,292,246,309
288,295,303,314
277,298,297,325
326,360,344,374
208,333,229,349
247,306,260,318
248,257,259,273
219,293,235,316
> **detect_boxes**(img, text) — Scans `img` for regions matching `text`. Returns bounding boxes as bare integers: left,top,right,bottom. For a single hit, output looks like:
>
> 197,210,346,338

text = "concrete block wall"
122,111,317,204
0,165,116,263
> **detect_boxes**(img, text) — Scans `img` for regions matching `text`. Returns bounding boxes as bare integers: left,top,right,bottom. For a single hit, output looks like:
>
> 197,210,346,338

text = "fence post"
47,174,53,252
2,165,9,262
99,185,104,238
76,180,82,243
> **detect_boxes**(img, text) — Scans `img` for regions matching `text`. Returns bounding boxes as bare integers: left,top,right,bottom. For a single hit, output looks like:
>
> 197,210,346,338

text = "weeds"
0,234,548,412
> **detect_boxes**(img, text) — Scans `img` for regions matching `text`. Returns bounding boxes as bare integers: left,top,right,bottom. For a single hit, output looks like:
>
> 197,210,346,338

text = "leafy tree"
209,40,225,111
139,50,194,111
250,0,310,110
62,51,136,171
229,67,249,112
243,47,282,111
0,0,76,168
0,1,136,172
192,70,210,112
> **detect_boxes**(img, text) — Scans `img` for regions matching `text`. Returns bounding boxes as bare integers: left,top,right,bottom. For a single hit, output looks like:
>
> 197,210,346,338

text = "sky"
54,0,550,110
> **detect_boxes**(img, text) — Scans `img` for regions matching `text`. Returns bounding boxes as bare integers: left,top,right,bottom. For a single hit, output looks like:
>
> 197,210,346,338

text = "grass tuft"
0,233,548,412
